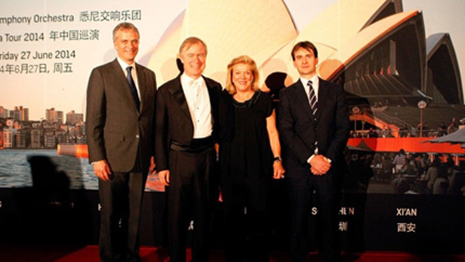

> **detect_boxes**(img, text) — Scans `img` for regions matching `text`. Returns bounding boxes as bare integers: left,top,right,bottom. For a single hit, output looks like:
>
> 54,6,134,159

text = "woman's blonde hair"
225,55,260,95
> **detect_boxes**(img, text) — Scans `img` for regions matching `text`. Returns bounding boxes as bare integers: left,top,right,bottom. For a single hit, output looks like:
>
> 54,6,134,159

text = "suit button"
136,135,140,139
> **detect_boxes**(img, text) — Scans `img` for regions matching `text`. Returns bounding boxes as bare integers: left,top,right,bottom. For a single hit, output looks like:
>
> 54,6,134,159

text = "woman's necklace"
234,91,254,102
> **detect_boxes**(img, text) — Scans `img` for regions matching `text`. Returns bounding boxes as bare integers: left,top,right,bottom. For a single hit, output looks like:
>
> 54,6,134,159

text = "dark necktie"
126,66,140,111
308,80,319,154
308,80,317,121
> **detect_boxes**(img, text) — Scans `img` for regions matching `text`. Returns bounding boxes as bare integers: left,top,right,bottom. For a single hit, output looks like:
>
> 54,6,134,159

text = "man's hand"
309,155,331,175
149,156,156,174
93,159,112,181
158,170,170,186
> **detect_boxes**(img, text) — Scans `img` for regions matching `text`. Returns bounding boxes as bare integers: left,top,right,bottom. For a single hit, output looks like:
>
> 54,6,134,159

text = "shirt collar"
300,75,319,88
116,57,135,72
181,73,204,87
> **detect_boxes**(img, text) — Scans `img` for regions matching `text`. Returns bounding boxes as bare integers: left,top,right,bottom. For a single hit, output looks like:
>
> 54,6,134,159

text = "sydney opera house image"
50,0,465,195
145,0,464,140
142,0,465,194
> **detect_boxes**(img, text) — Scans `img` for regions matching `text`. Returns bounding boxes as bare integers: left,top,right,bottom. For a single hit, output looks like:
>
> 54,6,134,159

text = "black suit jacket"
155,74,222,172
86,59,157,173
278,78,350,177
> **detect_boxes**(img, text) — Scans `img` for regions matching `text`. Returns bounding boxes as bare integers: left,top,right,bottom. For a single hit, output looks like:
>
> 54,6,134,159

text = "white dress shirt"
181,73,212,138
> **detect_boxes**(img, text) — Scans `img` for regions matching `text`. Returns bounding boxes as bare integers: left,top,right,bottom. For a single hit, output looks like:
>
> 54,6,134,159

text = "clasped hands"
309,154,331,175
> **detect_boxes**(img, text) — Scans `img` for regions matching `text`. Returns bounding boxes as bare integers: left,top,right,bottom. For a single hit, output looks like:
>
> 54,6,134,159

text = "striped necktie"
308,80,319,154
308,80,317,121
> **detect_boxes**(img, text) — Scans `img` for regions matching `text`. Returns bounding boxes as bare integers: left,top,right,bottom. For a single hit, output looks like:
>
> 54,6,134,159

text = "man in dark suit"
155,37,221,262
86,22,157,262
278,41,350,262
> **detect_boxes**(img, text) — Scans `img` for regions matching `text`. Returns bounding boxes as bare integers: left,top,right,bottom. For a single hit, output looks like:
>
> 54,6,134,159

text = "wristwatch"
273,156,282,162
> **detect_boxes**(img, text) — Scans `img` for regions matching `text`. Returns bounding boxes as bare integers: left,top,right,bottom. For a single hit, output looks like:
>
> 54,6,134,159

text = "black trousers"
288,173,342,262
98,171,147,262
166,147,216,262
221,178,271,262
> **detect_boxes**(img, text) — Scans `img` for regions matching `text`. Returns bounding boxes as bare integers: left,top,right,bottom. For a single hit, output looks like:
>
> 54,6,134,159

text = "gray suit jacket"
86,59,157,173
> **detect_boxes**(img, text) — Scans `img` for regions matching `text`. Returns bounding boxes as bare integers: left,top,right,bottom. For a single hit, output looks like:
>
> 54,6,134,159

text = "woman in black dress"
218,55,285,261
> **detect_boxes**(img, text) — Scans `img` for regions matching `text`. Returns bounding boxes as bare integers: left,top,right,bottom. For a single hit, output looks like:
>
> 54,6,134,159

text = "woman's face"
232,63,254,92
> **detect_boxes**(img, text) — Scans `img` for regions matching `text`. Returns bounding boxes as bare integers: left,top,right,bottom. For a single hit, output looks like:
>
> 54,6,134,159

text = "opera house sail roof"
142,0,464,133
321,10,429,107
426,33,463,105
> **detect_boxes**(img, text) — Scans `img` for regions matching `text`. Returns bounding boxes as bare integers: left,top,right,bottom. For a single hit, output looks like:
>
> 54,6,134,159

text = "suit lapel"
168,75,192,121
205,77,218,127
294,81,315,125
110,60,139,112
113,59,142,111
135,63,145,113
316,78,329,122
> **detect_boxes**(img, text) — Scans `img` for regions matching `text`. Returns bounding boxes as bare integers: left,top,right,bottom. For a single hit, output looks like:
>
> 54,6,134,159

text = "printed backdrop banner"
1,0,465,253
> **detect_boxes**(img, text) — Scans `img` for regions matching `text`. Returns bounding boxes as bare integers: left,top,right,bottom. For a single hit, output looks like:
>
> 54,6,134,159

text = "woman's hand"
273,160,286,179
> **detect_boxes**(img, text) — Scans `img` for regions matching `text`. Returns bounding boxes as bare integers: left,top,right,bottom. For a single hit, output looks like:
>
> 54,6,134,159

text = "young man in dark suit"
155,37,221,262
278,41,350,262
86,22,157,262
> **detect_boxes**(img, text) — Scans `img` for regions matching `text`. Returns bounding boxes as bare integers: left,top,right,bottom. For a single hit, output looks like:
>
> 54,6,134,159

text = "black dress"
218,90,274,262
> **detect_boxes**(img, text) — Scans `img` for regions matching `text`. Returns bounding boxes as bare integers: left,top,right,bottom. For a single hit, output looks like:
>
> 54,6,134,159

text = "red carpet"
51,246,465,262
55,246,171,262
2,244,464,262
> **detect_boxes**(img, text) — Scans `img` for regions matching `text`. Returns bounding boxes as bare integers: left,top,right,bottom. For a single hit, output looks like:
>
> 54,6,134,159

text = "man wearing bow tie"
86,22,157,262
155,37,222,262
278,41,350,262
